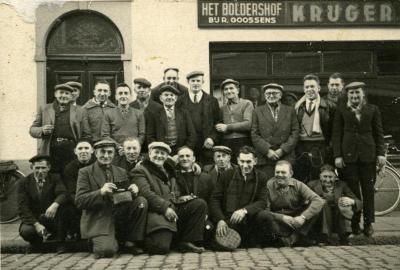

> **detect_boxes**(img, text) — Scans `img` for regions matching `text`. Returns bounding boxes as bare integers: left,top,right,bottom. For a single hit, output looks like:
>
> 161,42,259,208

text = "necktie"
193,94,198,104
307,101,313,114
37,180,44,195
105,167,113,183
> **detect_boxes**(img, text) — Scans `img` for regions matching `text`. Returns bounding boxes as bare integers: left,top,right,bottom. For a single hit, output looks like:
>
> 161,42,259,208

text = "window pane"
377,50,400,74
272,52,321,75
324,51,372,73
212,52,267,78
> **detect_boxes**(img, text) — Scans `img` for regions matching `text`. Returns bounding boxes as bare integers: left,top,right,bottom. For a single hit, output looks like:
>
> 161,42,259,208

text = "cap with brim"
345,82,366,91
164,67,179,74
29,154,51,163
212,146,232,155
215,227,241,251
186,71,204,80
54,84,74,93
148,142,171,154
65,81,82,91
220,79,239,89
133,78,151,88
338,202,354,220
262,83,284,92
93,139,117,149
159,85,180,96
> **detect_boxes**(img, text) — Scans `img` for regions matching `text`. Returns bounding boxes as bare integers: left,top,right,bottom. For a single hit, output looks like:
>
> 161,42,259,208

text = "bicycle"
374,135,400,216
0,161,25,223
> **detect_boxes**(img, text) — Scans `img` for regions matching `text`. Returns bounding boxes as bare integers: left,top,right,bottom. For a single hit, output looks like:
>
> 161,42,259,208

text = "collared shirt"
92,98,108,108
137,99,149,110
164,106,175,119
306,98,316,113
189,90,203,103
267,102,280,122
34,176,45,195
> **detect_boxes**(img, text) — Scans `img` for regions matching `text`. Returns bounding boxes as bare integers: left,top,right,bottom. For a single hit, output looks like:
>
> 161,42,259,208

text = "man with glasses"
252,83,299,180
151,67,188,103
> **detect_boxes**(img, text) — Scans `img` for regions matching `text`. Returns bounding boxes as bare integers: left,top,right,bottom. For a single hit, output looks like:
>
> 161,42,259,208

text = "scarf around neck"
295,94,322,134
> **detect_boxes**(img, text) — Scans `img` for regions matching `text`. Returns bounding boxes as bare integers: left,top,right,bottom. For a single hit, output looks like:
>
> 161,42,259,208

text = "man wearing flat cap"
30,83,91,173
131,142,207,254
203,146,238,185
75,139,148,258
18,155,70,253
151,67,188,104
146,84,196,155
216,79,254,159
65,81,82,106
176,71,222,165
332,81,385,237
251,83,299,180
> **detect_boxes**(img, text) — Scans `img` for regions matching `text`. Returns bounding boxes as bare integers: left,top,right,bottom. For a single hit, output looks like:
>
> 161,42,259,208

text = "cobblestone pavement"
2,245,400,270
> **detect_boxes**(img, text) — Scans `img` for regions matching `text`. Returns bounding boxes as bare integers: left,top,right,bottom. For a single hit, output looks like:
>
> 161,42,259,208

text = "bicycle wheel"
374,166,400,216
0,170,24,223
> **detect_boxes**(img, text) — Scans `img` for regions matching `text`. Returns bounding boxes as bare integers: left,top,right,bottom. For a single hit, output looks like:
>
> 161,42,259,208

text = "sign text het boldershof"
198,0,400,27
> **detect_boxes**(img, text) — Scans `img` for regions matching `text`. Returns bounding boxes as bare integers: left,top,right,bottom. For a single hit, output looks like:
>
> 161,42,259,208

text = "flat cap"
65,81,82,91
220,79,239,89
54,83,74,93
148,142,171,154
338,203,354,220
29,154,51,163
133,78,151,88
212,146,232,155
159,84,180,95
262,83,284,92
164,67,179,74
93,139,117,149
186,71,204,80
345,81,366,91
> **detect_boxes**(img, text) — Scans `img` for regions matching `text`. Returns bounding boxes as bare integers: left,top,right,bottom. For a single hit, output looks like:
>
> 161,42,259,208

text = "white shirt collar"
189,90,203,103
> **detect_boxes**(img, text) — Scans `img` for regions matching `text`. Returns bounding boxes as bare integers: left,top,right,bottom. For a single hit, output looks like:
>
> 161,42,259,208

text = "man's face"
320,170,336,190
32,160,50,180
264,89,282,104
188,75,204,93
149,148,168,167
115,86,131,106
71,88,80,102
327,78,344,98
303,79,320,100
94,83,111,103
214,152,231,169
54,90,72,105
274,164,292,186
134,83,151,101
347,88,365,106
95,146,115,166
164,70,179,85
160,91,177,107
237,153,257,176
178,148,195,170
123,140,141,162
223,83,239,101
74,142,93,163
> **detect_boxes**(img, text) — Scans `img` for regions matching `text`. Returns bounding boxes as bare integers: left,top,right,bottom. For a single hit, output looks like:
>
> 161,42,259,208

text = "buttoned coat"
82,99,116,142
332,103,385,163
29,103,91,155
176,171,215,204
251,104,299,165
203,164,238,185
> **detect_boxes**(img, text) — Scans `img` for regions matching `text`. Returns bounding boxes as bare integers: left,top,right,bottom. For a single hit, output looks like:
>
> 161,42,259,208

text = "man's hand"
216,220,228,237
42,125,54,135
192,163,202,176
281,215,295,228
335,157,345,169
165,207,178,222
230,209,247,224
292,216,306,229
215,124,228,133
267,149,280,160
203,138,214,149
275,149,284,158
45,202,59,219
34,222,46,235
377,156,386,168
100,182,117,196
339,196,355,207
128,184,139,195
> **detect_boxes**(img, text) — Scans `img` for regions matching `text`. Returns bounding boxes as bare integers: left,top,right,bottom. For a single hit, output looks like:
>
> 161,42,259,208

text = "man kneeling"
75,139,148,258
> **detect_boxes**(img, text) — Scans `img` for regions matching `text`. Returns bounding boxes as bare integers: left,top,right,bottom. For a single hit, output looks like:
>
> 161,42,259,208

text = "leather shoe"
363,223,374,237
178,242,205,253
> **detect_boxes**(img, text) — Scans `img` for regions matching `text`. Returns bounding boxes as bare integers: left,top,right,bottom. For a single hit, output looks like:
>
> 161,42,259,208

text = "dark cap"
29,154,51,164
54,83,74,93
344,82,366,91
220,79,239,89
186,71,204,80
133,78,151,88
65,81,82,91
148,142,171,154
93,139,117,149
159,84,180,95
212,146,232,155
262,83,284,92
164,67,179,74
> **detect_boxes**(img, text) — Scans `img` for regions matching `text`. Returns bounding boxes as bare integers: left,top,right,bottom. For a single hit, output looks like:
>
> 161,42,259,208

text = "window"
272,52,321,75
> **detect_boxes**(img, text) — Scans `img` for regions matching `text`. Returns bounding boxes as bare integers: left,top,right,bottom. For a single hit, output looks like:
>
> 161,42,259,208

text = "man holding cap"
147,84,196,155
30,83,91,173
65,81,82,106
252,83,299,180
203,146,238,184
332,81,385,236
75,139,148,258
216,79,254,159
150,67,188,103
132,142,207,254
177,71,222,165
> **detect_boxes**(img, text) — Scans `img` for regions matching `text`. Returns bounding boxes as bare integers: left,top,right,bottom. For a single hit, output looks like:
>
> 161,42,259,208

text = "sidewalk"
2,211,400,253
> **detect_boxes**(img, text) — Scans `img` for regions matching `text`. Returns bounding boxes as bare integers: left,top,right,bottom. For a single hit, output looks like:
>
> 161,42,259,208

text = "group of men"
19,67,385,257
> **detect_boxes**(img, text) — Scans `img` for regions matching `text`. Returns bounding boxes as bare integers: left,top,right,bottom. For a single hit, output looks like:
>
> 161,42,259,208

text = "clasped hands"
281,215,306,230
